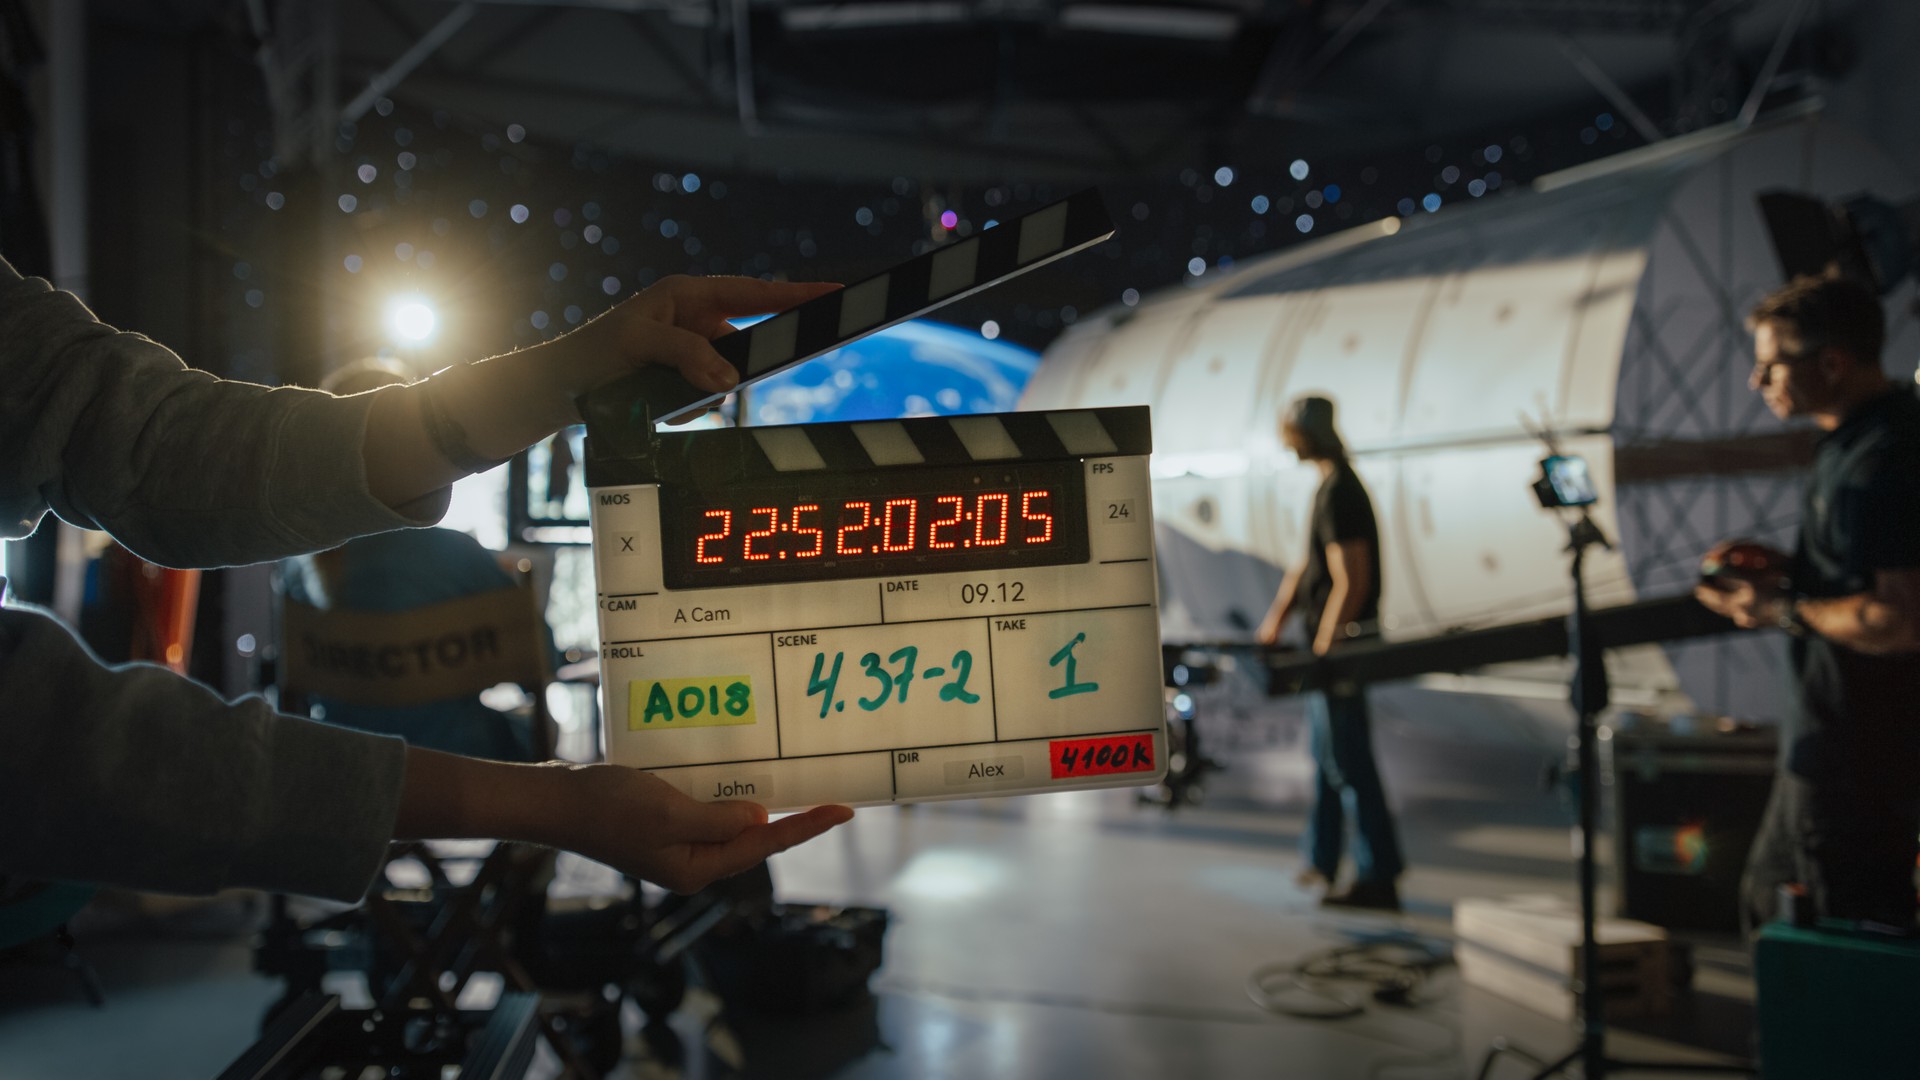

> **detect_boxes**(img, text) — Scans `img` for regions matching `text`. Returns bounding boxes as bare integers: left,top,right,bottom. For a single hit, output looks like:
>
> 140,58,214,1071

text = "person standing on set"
1257,395,1405,911
1694,274,1920,933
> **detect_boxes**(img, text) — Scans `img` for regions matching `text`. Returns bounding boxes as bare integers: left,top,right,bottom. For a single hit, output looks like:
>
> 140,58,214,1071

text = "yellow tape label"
628,676,758,730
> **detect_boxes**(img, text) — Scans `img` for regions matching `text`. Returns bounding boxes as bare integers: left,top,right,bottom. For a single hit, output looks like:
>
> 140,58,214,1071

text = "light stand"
1477,508,1755,1080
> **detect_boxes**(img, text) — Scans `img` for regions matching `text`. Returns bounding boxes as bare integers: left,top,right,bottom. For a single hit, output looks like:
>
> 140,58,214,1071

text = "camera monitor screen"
1542,455,1598,507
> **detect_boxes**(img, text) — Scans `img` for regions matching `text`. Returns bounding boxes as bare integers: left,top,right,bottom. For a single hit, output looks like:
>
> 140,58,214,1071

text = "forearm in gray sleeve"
0,263,449,568
0,605,409,901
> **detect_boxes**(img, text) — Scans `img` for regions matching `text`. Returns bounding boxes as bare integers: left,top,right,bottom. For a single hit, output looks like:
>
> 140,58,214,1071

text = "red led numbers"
664,462,1083,586
1022,490,1054,543
928,495,965,550
791,504,824,558
743,507,778,561
879,499,917,553
836,501,873,556
974,493,1010,547
694,510,732,565
692,491,1063,565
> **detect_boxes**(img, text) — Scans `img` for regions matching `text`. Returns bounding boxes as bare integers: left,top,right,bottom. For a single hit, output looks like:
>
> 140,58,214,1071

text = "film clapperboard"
579,190,1165,810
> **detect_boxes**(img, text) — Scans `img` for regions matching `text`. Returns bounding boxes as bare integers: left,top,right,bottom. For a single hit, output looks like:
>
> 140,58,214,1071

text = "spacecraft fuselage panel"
1022,115,1918,721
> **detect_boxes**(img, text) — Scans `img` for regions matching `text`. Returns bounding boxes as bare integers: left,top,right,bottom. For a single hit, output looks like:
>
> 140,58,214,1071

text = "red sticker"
1050,733,1156,779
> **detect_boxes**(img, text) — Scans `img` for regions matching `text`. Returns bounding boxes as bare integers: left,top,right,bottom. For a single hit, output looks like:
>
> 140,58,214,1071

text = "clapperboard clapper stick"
578,189,1115,456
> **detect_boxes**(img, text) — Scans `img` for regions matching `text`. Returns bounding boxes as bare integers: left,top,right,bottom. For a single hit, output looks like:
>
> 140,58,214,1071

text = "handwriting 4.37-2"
805,646,982,718
804,633,1101,719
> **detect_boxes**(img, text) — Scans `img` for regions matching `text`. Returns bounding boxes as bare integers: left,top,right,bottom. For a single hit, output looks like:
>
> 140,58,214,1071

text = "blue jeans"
1305,688,1404,884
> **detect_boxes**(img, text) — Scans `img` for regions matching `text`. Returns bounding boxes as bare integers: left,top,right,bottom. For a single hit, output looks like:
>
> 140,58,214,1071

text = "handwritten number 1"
1049,632,1099,699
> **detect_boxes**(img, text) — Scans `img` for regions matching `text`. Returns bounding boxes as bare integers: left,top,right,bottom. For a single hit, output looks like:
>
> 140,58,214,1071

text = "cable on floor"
1247,929,1452,1019
1247,928,1465,1079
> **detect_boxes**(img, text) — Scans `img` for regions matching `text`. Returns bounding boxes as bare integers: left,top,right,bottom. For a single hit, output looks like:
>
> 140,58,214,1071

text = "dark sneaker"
1320,880,1401,912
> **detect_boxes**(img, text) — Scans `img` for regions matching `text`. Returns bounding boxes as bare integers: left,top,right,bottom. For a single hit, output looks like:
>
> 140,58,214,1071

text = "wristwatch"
1772,596,1812,637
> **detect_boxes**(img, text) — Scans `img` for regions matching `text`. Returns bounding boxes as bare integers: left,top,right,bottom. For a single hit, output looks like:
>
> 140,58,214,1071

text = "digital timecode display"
659,460,1089,588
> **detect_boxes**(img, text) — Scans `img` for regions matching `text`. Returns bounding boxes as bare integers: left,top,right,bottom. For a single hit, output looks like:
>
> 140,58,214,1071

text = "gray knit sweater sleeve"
0,605,408,900
0,259,450,562
0,258,443,901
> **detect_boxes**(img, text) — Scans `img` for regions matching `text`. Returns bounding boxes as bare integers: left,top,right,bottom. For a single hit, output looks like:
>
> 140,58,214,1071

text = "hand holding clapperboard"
579,191,1168,811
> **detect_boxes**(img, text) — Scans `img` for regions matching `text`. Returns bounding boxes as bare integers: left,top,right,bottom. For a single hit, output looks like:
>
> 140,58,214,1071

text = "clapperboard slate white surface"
574,189,1164,809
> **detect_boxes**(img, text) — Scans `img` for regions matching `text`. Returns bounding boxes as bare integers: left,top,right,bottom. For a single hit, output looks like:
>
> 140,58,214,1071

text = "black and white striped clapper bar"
577,188,1116,448
583,406,1166,810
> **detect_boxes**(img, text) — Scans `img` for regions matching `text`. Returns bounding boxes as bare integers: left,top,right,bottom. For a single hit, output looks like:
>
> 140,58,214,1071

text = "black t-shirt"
1299,463,1383,644
1786,385,1920,799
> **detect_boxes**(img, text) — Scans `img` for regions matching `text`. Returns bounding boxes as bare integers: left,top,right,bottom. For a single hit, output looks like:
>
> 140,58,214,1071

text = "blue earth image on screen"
742,318,1040,426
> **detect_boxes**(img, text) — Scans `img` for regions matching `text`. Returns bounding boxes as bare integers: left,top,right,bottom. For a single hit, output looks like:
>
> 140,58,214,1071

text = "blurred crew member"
1695,274,1920,932
1258,395,1405,911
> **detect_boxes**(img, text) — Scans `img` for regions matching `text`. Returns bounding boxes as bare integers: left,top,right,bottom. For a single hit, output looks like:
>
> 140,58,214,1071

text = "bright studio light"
387,296,438,345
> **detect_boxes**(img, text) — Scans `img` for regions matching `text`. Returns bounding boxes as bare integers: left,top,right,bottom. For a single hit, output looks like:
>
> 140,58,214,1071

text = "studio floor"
0,691,1757,1079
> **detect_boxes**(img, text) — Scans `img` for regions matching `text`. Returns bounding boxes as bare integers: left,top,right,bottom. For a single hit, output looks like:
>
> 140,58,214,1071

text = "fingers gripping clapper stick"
577,189,1116,448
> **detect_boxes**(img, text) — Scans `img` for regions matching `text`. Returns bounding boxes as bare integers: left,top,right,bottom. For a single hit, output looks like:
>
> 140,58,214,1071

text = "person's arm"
393,750,850,894
0,602,406,899
1695,448,1919,654
1700,570,1920,655
1796,452,1920,653
1313,539,1374,656
1256,562,1304,646
0,257,833,567
0,260,430,566
0,602,849,900
360,276,838,510
1789,569,1920,653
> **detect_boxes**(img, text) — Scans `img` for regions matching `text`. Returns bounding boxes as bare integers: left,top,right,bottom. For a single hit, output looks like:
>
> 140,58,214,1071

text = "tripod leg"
1524,1047,1582,1080
56,927,105,1008
1477,1037,1576,1080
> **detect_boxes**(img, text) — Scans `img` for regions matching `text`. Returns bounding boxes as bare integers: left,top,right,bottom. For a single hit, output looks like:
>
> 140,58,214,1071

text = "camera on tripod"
1532,454,1598,510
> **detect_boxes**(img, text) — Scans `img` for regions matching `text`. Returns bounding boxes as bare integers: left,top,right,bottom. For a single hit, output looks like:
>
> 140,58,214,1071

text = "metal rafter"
372,65,1141,174
342,1,476,123
1737,0,1814,126
1063,102,1143,173
1672,0,1742,132
731,0,757,132
1437,0,1714,33
303,0,1820,183
431,0,711,14
247,0,340,170
1553,34,1664,142
457,5,572,75
1245,0,1335,116
618,10,720,106
1294,0,1391,90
